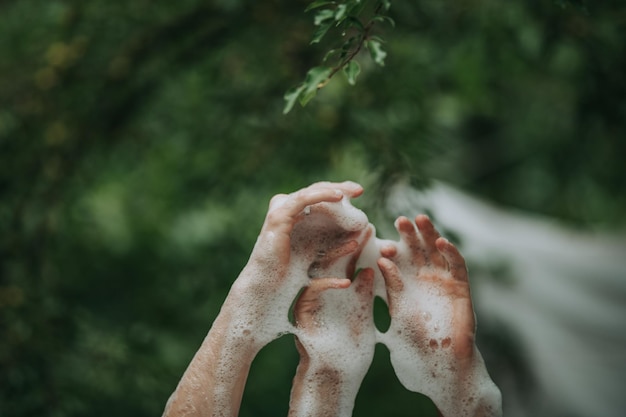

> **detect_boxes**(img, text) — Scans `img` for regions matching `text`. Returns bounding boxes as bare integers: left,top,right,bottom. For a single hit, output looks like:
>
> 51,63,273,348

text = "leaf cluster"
283,0,394,113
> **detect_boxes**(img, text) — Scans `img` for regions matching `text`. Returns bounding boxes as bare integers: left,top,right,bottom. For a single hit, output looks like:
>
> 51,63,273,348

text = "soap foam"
230,192,500,416
370,238,502,416
225,195,371,352
292,288,376,417
288,196,375,417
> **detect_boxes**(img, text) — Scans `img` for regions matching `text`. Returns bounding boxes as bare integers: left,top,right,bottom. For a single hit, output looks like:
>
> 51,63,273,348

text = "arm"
377,215,502,417
162,181,365,417
161,304,259,417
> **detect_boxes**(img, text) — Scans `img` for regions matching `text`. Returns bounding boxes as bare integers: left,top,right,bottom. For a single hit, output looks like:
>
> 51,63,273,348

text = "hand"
228,181,367,350
289,228,376,417
377,215,501,417
162,181,367,417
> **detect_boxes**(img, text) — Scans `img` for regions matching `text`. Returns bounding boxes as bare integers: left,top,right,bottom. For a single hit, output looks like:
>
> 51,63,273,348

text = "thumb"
294,278,351,328
377,257,404,310
352,267,375,304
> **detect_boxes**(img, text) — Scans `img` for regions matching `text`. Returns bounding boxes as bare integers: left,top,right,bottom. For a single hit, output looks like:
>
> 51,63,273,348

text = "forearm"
433,349,502,417
162,306,260,417
386,334,501,417
288,357,360,417
436,382,502,417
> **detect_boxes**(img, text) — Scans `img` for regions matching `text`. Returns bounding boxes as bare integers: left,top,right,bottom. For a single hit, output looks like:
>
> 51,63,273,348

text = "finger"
268,193,289,210
335,180,364,198
309,181,364,198
380,242,398,259
353,267,375,303
395,216,425,264
307,277,352,294
312,236,361,278
293,335,309,359
345,226,373,279
326,239,359,261
288,187,344,217
436,237,468,282
294,278,351,327
414,214,446,267
267,181,362,223
377,258,404,308
298,278,352,311
297,181,364,209
263,187,344,235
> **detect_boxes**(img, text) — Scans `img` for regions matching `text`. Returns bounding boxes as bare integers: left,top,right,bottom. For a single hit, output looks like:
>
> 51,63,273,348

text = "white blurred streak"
385,181,626,417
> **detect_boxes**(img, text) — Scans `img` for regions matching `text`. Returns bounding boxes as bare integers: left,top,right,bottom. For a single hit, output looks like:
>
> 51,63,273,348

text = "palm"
378,215,477,392
293,227,376,373
407,269,475,359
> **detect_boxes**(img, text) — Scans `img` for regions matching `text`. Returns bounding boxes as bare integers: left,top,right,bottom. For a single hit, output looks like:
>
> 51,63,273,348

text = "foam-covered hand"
162,181,366,417
229,181,367,350
289,228,376,417
377,215,502,417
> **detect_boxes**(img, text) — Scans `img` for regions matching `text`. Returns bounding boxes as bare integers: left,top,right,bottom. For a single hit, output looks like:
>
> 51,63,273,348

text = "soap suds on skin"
233,194,501,417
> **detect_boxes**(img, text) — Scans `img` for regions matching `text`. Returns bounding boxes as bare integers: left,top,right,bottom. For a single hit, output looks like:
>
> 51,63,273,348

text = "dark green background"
1,0,624,416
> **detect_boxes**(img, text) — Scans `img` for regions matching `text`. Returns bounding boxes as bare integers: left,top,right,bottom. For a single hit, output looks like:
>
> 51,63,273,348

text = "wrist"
458,350,502,417
289,359,356,417
209,303,265,359
434,350,502,417
162,317,259,417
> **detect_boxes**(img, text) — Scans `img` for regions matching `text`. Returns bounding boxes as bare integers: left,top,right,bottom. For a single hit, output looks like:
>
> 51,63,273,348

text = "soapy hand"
163,183,502,417
161,181,367,417
288,227,376,417
241,180,364,287
229,181,367,350
378,215,475,363
377,215,502,417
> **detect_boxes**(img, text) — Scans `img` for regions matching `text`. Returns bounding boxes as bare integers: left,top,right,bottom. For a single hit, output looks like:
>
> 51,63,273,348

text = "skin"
162,183,501,417
377,215,502,417
289,227,376,417
161,181,365,417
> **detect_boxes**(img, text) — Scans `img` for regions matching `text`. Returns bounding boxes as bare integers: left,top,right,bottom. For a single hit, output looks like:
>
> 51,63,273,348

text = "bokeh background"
1,1,625,416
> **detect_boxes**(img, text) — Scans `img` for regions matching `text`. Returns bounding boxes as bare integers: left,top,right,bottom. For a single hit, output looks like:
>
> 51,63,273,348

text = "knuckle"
269,193,288,208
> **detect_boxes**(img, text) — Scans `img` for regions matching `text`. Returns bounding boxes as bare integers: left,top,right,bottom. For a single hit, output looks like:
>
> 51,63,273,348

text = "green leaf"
341,36,359,51
347,0,366,15
372,15,395,28
343,60,361,85
379,0,391,11
366,39,387,66
340,36,359,60
305,0,335,12
322,48,339,62
299,66,333,106
335,4,348,21
283,84,306,114
314,9,334,25
311,22,332,44
346,16,365,32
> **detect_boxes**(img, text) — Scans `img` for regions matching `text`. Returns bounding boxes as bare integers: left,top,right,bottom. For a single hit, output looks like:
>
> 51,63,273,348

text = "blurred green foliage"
283,0,393,112
0,0,624,416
